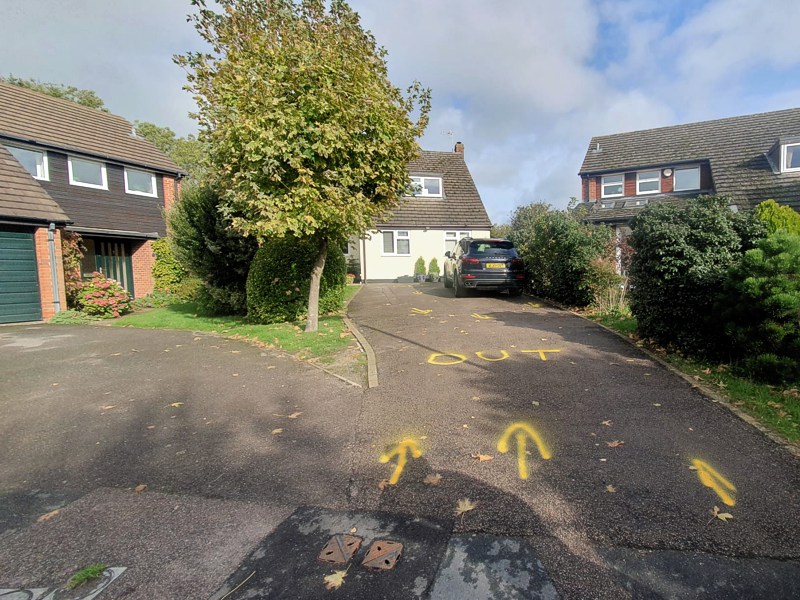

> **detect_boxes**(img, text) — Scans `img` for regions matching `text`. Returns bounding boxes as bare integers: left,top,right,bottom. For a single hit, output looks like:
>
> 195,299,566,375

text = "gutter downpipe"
47,223,62,315
360,236,367,284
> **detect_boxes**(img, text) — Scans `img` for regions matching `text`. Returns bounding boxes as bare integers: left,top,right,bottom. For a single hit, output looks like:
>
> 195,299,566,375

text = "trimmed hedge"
246,236,347,324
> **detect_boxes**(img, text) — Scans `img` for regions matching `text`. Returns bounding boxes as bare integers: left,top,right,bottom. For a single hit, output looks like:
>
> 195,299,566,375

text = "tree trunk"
305,237,329,333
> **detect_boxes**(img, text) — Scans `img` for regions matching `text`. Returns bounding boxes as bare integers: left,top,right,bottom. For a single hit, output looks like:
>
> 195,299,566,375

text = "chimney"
454,141,464,155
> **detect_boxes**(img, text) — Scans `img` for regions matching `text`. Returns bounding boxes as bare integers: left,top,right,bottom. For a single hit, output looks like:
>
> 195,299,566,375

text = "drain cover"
361,540,403,571
318,534,362,565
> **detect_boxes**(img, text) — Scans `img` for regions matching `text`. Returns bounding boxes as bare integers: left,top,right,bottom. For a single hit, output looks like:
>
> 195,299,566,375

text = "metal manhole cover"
318,534,363,565
361,540,403,571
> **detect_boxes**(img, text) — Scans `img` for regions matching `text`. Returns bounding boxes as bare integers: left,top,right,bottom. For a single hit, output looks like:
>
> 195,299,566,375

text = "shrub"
246,236,347,324
718,232,800,383
78,272,132,318
414,257,426,276
61,231,86,309
151,238,188,292
509,203,613,306
586,256,627,316
168,185,258,315
754,199,800,235
628,195,765,355
428,257,440,276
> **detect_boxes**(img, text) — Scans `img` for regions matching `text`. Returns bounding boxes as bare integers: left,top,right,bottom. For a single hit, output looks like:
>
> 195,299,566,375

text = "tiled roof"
0,145,69,223
377,150,491,229
0,82,181,174
576,194,699,224
579,108,800,212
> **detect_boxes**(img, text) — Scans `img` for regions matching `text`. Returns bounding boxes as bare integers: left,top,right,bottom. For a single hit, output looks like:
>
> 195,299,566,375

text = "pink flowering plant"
78,272,132,318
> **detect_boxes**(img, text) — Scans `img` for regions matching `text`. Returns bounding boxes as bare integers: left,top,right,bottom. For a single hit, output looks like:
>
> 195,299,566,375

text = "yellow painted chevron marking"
691,459,736,507
380,438,423,485
497,422,552,480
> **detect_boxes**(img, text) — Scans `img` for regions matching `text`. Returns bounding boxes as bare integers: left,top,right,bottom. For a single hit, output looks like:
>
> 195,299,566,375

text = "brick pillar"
34,226,67,320
131,239,156,298
163,175,181,213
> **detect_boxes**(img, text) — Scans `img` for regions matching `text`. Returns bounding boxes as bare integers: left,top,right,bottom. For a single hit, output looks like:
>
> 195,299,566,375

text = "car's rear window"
468,240,516,255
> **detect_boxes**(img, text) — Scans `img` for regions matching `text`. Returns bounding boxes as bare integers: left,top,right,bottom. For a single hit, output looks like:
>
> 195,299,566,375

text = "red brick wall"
624,173,636,196
131,239,155,298
661,170,674,193
162,175,181,214
33,227,67,320
588,176,599,201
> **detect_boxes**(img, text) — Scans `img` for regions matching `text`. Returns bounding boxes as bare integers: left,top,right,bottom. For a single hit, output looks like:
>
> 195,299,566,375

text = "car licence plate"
485,263,505,269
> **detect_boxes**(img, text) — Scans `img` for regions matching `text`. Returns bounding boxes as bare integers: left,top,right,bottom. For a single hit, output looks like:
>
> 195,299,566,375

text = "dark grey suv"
443,238,526,297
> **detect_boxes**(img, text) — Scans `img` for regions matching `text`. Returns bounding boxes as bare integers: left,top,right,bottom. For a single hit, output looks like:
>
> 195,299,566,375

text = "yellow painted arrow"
471,313,493,320
411,308,432,315
379,438,423,484
497,422,551,480
691,459,736,507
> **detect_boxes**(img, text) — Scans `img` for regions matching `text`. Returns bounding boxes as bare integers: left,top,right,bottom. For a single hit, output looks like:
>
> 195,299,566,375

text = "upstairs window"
124,168,157,197
410,176,442,197
601,174,623,198
673,166,701,191
68,156,107,189
784,143,800,172
636,170,660,194
382,230,410,255
7,146,48,180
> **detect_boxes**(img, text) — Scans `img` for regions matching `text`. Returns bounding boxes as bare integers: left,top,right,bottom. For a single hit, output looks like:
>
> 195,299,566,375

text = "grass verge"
111,285,362,361
67,564,107,589
585,311,800,445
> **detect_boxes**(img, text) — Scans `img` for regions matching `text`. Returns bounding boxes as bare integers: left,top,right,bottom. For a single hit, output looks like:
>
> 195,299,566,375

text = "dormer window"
784,143,800,172
410,176,442,197
674,166,701,191
68,156,107,190
636,170,661,194
7,145,48,180
124,168,157,197
601,174,623,198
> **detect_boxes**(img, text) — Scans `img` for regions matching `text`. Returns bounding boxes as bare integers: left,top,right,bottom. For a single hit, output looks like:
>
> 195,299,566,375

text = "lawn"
111,285,362,360
586,312,800,444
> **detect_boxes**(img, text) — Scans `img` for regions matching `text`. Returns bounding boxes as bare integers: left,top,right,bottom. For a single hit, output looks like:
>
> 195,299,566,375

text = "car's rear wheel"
454,274,464,297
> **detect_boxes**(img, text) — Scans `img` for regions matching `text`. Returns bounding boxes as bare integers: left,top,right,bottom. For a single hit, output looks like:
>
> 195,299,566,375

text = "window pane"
383,231,394,253
126,169,155,194
674,167,700,191
424,178,441,195
603,174,623,184
71,158,104,186
638,180,659,192
638,171,660,181
7,146,44,178
397,239,410,255
787,145,800,169
603,183,623,196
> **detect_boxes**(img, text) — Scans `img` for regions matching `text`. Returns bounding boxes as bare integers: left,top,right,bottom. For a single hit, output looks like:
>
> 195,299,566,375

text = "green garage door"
0,227,42,323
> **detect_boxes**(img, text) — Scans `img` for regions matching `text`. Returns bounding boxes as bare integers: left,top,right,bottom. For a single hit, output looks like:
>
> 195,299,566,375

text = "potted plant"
414,257,427,282
428,257,440,282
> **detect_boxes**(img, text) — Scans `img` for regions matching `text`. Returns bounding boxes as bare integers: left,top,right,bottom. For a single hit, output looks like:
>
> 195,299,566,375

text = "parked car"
443,238,526,297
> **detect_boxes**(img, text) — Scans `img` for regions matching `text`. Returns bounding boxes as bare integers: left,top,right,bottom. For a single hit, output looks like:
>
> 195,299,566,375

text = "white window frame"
381,229,411,256
410,175,443,198
636,170,661,195
68,156,108,190
601,174,624,198
445,230,470,253
673,166,701,192
6,145,49,181
782,143,800,173
123,167,158,197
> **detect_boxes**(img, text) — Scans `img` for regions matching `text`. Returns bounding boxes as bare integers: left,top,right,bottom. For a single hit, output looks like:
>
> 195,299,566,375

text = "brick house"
348,142,492,282
576,107,800,237
0,82,182,323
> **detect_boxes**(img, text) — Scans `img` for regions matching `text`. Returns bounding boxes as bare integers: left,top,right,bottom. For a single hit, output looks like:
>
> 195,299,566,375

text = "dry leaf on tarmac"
271,428,284,435
287,412,303,419
169,402,184,408
323,569,348,590
688,465,699,471
424,473,442,486
606,440,625,448
37,509,60,522
134,484,147,493
455,498,477,517
711,506,734,522
601,420,613,426
606,485,617,493
101,405,116,410
471,453,494,462
377,479,392,491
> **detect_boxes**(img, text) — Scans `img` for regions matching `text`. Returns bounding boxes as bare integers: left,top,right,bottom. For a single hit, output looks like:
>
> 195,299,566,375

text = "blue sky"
1,0,799,223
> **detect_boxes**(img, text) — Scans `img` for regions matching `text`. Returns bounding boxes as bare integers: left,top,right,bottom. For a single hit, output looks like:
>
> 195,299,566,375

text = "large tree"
176,0,430,331
134,121,206,182
2,76,108,111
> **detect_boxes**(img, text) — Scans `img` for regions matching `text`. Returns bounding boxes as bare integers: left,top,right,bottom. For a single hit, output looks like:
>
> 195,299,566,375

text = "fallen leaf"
606,485,617,493
146,425,156,429
323,569,348,590
653,403,661,407
419,435,428,440
134,484,147,493
711,505,734,522
37,509,60,522
701,368,712,374
350,527,357,533
455,498,477,517
601,419,613,426
288,411,303,419
169,402,184,408
424,473,442,486
267,366,276,370
462,424,469,429
101,405,116,410
194,337,202,341
271,428,284,435
110,352,121,356
531,401,540,406
688,465,698,471
471,396,481,401
606,440,625,448
471,453,494,462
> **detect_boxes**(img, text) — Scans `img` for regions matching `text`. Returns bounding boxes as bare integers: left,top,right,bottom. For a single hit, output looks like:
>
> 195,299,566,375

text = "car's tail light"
461,257,480,265
511,258,524,268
